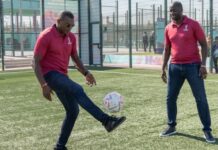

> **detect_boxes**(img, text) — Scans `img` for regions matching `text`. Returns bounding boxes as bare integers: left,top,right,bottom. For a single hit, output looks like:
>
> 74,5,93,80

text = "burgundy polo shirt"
164,16,206,64
34,24,77,75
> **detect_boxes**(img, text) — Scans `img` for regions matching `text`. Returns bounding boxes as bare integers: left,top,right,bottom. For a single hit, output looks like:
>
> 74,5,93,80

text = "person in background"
211,36,218,73
160,1,215,143
149,31,155,53
206,34,211,57
33,11,126,150
142,31,148,52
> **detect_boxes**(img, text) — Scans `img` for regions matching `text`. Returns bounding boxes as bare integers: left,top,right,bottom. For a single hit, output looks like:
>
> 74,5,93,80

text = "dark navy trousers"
166,63,211,131
44,71,109,148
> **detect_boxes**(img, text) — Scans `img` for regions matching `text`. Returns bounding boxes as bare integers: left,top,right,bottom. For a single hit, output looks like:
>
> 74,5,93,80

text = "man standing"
142,31,148,52
149,31,155,53
211,36,218,73
33,11,126,150
160,1,215,143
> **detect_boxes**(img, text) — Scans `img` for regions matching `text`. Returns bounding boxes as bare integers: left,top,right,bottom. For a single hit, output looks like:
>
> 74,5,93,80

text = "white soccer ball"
103,91,124,113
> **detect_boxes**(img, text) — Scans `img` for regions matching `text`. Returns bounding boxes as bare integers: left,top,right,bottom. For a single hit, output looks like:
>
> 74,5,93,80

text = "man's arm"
161,45,171,83
33,55,46,86
198,39,208,79
33,55,53,101
71,54,89,76
162,45,171,71
199,39,208,66
71,54,96,86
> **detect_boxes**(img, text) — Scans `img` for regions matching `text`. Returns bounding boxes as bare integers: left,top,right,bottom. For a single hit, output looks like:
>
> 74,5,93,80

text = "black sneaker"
160,126,176,137
54,146,68,150
204,131,216,143
104,116,126,132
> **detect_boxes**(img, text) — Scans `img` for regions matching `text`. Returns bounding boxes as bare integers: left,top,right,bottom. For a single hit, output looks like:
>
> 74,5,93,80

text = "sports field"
0,67,218,150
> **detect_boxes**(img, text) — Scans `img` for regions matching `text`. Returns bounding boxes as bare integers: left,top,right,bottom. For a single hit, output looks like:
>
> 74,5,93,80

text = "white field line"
91,70,218,83
0,69,218,83
0,70,33,75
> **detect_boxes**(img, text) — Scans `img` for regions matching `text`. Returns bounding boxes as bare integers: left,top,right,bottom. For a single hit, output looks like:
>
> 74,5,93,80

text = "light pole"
209,0,213,73
189,0,191,17
164,0,168,26
0,0,5,71
116,0,119,52
136,2,138,51
11,0,15,56
201,0,204,26
129,0,132,68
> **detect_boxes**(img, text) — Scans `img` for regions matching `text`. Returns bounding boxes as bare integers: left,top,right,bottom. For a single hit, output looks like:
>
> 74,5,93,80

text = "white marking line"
0,69,217,83
91,70,218,83
93,70,158,77
0,70,33,75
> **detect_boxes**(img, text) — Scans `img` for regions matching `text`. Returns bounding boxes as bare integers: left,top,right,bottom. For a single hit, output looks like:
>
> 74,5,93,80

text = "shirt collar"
171,15,188,27
52,24,69,37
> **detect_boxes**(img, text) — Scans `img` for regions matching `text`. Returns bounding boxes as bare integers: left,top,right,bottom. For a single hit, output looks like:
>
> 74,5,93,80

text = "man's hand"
85,72,96,87
199,66,207,79
161,70,167,83
42,84,53,101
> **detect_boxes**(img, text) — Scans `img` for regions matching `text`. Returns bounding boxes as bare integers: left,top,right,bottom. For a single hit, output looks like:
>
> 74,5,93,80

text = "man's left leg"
186,64,215,143
68,82,126,132
54,74,126,132
54,92,79,149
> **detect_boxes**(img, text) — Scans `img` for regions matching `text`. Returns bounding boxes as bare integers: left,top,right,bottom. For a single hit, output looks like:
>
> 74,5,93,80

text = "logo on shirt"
67,37,72,45
183,25,189,32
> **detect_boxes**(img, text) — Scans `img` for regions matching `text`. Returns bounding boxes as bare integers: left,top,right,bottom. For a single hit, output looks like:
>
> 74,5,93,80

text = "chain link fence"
0,0,218,71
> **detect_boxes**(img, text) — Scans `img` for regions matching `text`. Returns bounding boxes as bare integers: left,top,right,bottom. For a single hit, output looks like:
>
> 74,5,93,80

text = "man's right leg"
55,92,79,149
44,71,79,149
160,64,185,136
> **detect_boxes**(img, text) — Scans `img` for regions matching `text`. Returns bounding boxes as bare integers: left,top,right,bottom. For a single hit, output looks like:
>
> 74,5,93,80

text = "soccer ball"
103,91,124,113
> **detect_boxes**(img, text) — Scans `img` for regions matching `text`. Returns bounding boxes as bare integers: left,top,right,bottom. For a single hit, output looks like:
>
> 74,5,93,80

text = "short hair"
58,11,74,20
172,1,183,11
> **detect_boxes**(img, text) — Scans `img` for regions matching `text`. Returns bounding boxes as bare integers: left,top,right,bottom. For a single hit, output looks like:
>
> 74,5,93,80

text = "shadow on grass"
175,132,218,144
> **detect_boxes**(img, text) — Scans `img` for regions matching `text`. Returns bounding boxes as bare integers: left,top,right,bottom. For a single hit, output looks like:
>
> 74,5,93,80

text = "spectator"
206,35,211,57
142,31,148,52
211,36,218,73
149,31,155,52
160,1,215,143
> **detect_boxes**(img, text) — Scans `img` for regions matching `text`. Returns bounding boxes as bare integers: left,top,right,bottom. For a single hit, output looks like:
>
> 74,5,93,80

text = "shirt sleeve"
71,34,78,56
164,26,171,47
193,21,206,41
33,33,49,58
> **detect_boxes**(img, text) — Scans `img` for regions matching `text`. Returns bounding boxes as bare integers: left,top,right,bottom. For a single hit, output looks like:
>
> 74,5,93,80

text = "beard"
171,15,181,21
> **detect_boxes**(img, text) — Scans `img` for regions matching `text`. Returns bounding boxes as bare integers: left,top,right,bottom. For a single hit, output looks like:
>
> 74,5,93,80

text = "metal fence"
102,0,217,51
102,1,156,51
101,0,217,71
0,0,217,72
